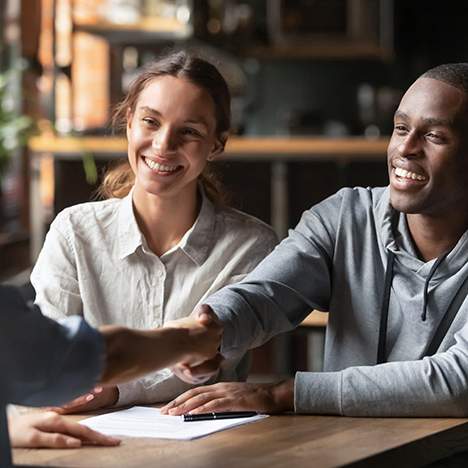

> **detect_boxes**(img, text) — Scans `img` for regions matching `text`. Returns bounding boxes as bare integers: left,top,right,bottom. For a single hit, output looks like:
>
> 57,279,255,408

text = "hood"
375,186,468,283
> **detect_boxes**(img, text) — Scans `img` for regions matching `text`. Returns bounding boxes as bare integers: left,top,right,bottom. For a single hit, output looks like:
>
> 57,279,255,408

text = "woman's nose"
152,128,176,155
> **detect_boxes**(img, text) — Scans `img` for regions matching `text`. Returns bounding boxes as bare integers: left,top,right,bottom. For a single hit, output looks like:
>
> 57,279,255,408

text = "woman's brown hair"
98,50,230,203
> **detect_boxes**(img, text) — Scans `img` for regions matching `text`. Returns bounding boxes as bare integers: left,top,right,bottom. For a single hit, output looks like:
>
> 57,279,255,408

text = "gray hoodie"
206,186,468,416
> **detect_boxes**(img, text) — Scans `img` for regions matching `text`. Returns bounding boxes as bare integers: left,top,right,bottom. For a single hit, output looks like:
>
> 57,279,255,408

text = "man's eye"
426,132,444,142
394,124,407,134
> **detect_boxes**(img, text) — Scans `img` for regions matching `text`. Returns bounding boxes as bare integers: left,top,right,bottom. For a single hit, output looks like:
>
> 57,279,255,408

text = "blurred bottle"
101,0,141,24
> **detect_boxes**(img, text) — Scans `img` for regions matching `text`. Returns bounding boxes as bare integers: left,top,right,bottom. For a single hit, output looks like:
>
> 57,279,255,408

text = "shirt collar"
178,186,216,266
116,185,217,264
116,188,144,260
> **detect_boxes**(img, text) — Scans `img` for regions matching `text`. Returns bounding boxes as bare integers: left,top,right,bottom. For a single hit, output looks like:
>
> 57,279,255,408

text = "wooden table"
13,412,468,467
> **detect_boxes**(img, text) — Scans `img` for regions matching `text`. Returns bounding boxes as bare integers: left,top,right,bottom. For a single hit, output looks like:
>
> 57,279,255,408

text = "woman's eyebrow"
139,106,161,115
184,117,209,129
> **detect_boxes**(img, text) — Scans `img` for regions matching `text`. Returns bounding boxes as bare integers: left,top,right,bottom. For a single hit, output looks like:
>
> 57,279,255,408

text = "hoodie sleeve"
205,200,337,359
295,320,468,416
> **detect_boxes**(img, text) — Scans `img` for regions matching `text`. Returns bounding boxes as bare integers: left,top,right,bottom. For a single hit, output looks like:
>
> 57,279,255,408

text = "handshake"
164,305,224,385
50,305,223,416
100,304,223,386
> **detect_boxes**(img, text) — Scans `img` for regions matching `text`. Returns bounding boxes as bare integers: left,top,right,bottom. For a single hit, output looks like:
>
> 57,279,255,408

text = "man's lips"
393,166,427,181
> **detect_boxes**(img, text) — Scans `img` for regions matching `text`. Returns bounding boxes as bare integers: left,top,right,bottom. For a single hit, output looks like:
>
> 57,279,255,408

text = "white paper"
80,406,268,440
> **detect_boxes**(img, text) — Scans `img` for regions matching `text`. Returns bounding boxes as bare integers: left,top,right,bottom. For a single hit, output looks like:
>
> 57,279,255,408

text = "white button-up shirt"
31,189,277,405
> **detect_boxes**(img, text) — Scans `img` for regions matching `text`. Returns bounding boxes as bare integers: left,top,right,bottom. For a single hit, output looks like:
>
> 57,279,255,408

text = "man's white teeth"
394,167,426,181
144,157,178,173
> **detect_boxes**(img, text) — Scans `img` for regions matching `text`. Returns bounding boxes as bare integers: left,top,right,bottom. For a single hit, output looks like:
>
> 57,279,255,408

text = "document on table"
80,406,268,440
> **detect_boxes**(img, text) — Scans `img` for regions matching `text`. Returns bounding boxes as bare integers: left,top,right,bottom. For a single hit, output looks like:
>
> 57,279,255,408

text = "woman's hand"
9,411,120,448
49,386,119,414
171,353,223,385
160,380,295,415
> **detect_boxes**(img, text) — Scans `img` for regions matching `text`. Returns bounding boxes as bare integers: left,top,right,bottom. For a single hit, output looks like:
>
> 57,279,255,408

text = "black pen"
183,411,258,422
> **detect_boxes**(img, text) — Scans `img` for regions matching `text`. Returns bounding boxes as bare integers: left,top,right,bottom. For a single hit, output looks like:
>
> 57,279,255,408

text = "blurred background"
2,0,468,376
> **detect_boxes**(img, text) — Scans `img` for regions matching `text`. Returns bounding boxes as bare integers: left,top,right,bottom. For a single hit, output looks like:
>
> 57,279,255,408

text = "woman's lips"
142,156,182,175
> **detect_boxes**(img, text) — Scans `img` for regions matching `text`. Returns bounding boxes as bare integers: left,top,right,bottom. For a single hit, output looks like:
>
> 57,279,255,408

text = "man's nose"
398,132,422,158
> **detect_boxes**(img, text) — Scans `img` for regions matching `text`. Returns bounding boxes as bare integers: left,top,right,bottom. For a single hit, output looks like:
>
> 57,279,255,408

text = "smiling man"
162,63,468,418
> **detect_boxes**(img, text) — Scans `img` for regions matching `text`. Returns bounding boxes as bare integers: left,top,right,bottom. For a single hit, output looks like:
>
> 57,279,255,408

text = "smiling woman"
99,51,230,206
30,50,278,416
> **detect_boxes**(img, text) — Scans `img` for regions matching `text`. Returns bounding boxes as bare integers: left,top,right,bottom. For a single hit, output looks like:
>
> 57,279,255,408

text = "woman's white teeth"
144,157,178,173
395,167,426,181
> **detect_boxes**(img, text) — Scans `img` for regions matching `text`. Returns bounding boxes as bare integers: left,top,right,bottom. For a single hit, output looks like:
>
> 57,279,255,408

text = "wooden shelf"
74,17,191,43
29,135,389,161
244,42,393,61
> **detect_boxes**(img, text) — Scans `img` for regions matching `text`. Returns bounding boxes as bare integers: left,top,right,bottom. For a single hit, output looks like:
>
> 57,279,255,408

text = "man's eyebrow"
394,110,454,126
422,117,454,127
394,110,409,120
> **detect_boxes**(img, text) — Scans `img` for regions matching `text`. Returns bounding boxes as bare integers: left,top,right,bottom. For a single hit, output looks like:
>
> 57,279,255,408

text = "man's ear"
208,132,228,161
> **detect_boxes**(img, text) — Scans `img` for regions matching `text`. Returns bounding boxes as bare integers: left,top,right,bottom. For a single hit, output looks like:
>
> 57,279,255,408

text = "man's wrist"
271,379,295,412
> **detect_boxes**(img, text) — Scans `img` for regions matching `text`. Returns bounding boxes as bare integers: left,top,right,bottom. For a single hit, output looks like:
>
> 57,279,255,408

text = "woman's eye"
181,128,201,137
142,117,159,127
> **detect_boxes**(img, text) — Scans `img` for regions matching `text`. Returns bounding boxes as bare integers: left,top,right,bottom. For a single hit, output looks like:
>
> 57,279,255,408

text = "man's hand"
160,380,295,415
165,305,224,383
48,386,119,414
9,411,120,448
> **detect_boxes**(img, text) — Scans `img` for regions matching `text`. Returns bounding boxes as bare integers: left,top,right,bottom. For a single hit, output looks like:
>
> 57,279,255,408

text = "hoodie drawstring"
377,251,395,364
421,251,449,321
377,250,449,364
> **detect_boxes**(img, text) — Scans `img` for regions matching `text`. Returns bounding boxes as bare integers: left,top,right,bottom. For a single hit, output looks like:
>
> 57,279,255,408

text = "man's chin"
389,191,422,214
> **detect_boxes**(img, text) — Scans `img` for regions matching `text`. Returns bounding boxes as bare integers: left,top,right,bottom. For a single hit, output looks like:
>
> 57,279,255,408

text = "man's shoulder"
303,186,388,232
334,186,387,204
315,186,387,214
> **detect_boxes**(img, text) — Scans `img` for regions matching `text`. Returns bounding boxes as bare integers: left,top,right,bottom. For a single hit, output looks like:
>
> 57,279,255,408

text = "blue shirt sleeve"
0,285,104,406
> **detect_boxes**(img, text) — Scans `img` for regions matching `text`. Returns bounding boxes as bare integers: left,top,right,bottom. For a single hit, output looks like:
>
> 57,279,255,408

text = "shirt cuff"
294,371,343,414
58,316,105,399
117,368,173,406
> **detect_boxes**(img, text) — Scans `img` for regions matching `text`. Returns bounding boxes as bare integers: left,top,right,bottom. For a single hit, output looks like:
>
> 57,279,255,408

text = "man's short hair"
422,63,468,94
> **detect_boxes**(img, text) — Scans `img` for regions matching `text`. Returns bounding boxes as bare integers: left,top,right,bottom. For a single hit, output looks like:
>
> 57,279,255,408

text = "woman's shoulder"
215,206,278,245
51,197,123,234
